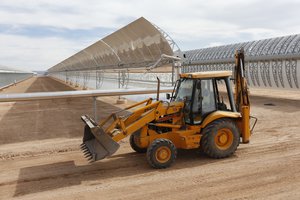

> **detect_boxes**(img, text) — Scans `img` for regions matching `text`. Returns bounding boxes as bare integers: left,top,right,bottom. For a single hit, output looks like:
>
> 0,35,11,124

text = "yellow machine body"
81,50,253,168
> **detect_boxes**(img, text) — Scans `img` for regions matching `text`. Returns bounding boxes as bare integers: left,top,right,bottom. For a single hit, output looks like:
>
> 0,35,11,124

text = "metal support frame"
152,23,181,54
96,70,104,89
152,23,182,86
93,96,98,121
69,71,74,85
83,71,90,89
65,70,69,83
75,71,80,87
118,69,129,89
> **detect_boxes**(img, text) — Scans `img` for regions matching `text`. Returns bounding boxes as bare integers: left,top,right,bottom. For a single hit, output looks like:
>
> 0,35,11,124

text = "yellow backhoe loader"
81,49,256,168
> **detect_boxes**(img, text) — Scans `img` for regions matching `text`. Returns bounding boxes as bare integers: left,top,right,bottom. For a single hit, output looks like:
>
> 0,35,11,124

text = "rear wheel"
200,118,239,158
147,139,177,169
130,131,147,153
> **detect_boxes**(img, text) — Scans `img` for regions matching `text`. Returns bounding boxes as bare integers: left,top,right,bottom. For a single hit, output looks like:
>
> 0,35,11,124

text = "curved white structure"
48,17,175,73
183,34,300,90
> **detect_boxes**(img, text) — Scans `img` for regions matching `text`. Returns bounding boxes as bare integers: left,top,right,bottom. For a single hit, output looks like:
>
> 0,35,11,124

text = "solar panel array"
48,17,173,73
182,35,300,89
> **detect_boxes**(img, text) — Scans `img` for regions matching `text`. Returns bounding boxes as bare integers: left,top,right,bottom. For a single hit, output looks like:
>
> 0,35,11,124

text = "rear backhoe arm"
235,49,250,110
234,49,251,143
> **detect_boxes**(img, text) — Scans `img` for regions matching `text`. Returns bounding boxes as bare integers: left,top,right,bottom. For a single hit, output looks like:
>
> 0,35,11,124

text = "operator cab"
169,71,236,125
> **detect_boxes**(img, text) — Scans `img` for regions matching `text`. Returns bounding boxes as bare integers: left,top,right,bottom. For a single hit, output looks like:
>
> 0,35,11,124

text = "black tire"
200,118,239,159
130,131,147,153
147,139,177,169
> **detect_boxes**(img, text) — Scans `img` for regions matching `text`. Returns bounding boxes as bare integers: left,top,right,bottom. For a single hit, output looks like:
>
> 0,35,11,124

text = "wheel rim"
155,146,171,163
214,128,234,150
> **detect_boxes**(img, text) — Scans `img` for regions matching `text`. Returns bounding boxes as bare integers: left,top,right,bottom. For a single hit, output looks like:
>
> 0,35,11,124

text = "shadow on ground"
13,149,225,197
0,77,125,144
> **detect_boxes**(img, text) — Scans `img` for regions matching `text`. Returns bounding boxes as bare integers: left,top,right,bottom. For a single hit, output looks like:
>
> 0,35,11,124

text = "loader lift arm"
81,97,182,162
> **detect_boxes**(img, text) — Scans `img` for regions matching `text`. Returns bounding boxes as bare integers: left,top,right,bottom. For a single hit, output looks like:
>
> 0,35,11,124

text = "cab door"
192,79,217,124
173,78,217,125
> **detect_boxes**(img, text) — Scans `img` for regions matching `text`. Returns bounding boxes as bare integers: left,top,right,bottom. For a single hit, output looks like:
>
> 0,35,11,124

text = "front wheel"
200,118,240,158
146,139,177,169
129,131,147,153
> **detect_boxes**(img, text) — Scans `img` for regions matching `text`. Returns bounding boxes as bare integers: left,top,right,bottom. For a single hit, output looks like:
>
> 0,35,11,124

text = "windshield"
174,78,193,102
173,78,217,125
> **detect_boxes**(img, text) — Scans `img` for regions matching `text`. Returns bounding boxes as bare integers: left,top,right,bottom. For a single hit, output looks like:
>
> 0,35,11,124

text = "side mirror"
166,93,171,100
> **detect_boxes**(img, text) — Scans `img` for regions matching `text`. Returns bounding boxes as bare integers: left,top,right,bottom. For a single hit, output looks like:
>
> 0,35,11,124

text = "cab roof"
179,71,232,79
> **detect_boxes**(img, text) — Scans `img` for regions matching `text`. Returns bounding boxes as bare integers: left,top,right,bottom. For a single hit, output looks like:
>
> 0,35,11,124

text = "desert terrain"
0,77,299,200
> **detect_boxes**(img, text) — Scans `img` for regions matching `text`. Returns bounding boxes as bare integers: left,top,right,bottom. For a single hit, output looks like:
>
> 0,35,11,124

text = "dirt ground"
0,76,299,200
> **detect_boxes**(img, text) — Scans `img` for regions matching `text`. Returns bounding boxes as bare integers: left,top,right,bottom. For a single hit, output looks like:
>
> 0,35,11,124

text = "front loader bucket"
80,115,120,162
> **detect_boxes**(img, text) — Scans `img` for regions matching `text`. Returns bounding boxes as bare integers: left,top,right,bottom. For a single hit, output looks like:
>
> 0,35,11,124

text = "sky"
1,0,300,71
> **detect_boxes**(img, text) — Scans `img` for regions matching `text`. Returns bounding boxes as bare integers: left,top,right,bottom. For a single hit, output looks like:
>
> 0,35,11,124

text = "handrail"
0,88,173,102
0,87,173,122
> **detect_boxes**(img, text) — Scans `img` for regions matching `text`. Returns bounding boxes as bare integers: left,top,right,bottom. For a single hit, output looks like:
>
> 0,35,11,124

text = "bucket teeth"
88,156,94,161
81,145,95,162
83,149,89,153
81,143,93,161
84,154,92,158
84,152,91,156
83,147,89,151
82,149,90,154
82,148,88,152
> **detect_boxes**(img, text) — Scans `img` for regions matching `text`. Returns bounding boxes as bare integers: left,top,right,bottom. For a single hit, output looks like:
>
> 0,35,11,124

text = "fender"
200,111,241,128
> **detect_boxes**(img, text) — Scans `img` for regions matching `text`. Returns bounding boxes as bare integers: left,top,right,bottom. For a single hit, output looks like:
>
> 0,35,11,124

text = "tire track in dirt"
0,76,299,199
